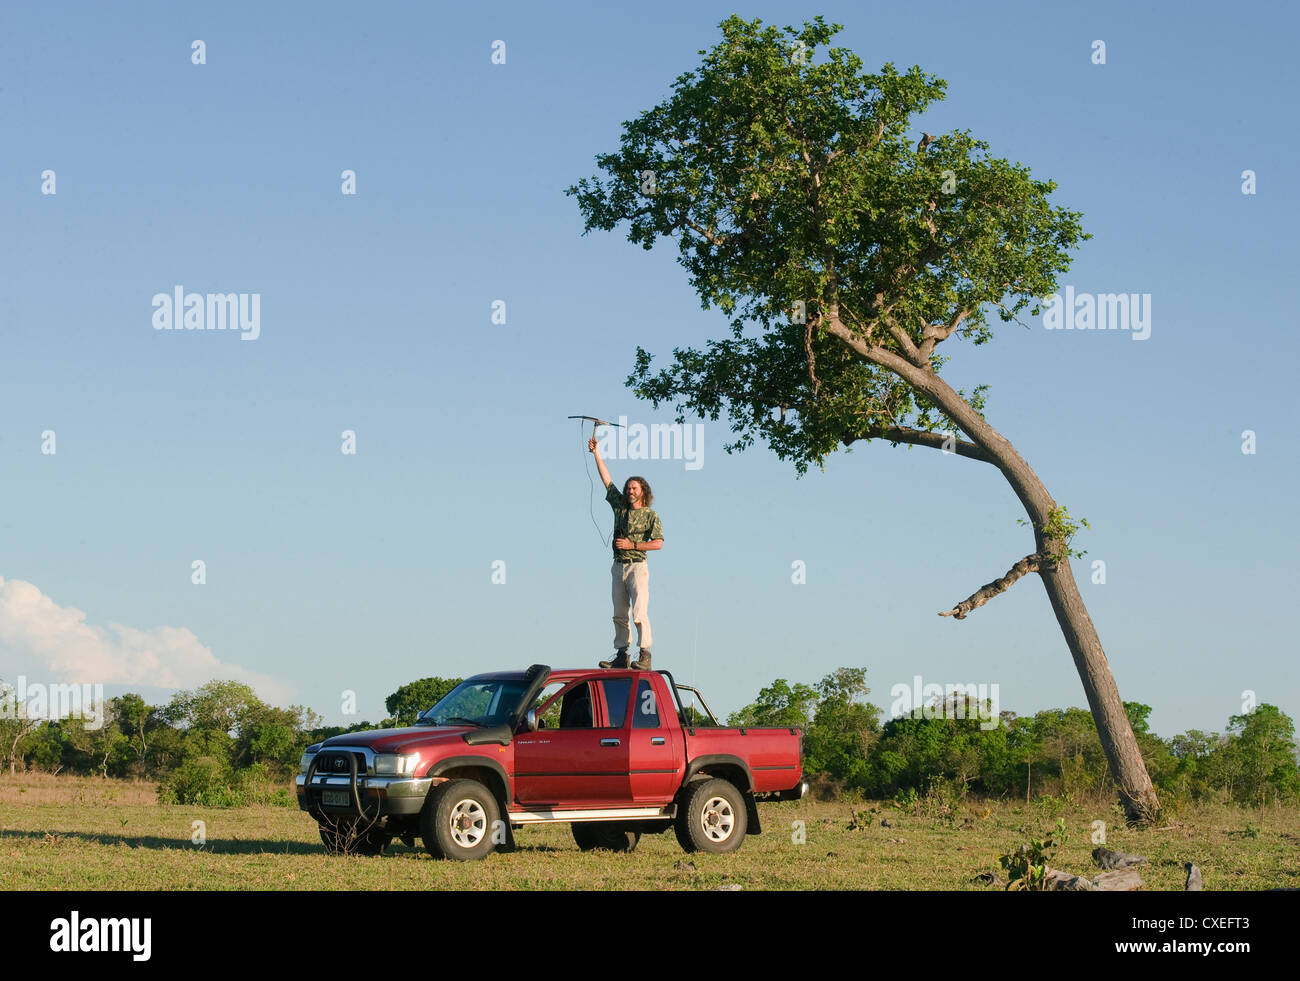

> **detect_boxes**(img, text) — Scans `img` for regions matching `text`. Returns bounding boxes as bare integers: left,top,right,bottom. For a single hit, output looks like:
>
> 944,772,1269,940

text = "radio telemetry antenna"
568,415,625,546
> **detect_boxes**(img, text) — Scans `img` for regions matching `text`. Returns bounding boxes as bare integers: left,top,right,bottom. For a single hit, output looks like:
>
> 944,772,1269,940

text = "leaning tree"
567,15,1160,823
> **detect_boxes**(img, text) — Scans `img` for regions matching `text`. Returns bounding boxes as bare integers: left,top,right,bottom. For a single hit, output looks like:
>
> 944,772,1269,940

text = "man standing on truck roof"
588,435,663,671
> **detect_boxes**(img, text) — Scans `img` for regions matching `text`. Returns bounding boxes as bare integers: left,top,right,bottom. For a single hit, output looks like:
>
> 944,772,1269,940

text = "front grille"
316,752,368,776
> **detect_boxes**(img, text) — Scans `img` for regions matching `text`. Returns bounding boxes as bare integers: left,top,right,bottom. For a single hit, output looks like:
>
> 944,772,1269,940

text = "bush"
998,819,1069,891
159,756,247,807
236,762,295,806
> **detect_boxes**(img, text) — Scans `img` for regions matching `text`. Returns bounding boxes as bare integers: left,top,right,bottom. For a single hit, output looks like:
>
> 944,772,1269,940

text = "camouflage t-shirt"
606,482,664,563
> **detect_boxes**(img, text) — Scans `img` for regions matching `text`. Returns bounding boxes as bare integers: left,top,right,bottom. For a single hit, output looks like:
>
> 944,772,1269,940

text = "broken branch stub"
939,553,1042,620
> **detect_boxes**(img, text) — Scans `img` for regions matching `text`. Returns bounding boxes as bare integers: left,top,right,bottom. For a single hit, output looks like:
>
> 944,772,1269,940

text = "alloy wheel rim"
700,796,734,842
449,799,486,847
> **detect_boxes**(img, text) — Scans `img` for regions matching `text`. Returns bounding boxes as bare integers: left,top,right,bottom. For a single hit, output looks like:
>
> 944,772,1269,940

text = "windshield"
416,679,529,727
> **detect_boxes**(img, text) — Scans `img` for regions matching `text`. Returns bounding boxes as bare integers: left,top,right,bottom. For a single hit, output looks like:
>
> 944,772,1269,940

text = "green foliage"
726,666,1299,810
238,701,321,769
115,693,151,764
144,721,187,774
998,818,1068,891
873,710,1010,798
159,755,245,807
158,680,320,777
567,14,1088,475
26,722,68,772
1018,505,1089,563
1124,702,1153,734
0,682,42,775
893,787,920,810
9,663,1297,815
158,757,294,807
163,680,260,735
728,668,882,786
726,678,817,728
245,719,297,766
1031,793,1073,820
307,720,382,743
802,668,881,786
1220,704,1300,805
1159,706,1300,807
8,676,323,793
679,704,715,727
384,677,462,727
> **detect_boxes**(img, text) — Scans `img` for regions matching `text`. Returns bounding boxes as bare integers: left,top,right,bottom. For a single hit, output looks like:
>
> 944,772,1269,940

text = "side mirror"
518,709,537,733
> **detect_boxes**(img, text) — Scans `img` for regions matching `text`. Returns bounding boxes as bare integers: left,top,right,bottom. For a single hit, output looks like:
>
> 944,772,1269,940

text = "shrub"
158,756,247,807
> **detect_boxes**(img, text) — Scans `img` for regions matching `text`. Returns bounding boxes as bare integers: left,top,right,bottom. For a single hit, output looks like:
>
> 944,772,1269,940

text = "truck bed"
682,725,802,794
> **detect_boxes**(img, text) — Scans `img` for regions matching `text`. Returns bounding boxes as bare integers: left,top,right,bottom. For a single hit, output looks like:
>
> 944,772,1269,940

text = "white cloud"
0,577,293,703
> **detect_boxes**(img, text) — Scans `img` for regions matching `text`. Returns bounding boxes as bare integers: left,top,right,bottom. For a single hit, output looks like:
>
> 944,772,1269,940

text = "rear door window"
632,678,660,728
599,678,632,728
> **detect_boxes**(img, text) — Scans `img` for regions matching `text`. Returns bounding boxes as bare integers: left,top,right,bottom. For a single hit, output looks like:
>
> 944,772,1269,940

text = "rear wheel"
420,779,500,861
571,822,641,852
675,778,747,854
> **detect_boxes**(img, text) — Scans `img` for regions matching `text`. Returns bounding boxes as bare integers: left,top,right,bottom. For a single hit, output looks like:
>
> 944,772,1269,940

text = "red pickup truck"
296,665,805,860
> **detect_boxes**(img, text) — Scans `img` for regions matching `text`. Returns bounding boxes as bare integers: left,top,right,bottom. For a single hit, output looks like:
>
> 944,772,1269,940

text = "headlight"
299,752,317,775
373,753,421,776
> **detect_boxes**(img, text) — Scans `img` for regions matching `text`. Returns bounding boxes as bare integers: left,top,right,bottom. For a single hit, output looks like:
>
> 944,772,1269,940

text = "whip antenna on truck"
569,415,625,547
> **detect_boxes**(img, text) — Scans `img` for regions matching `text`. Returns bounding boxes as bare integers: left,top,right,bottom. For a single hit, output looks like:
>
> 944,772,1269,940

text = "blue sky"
1,0,1296,738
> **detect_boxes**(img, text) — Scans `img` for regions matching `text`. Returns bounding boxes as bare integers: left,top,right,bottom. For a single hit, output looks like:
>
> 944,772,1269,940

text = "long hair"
624,477,653,507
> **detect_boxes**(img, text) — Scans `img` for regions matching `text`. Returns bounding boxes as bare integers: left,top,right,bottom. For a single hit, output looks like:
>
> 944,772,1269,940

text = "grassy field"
1,773,1296,890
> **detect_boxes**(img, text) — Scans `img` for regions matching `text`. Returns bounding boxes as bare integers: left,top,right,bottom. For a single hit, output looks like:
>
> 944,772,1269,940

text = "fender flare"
682,754,754,792
427,755,512,807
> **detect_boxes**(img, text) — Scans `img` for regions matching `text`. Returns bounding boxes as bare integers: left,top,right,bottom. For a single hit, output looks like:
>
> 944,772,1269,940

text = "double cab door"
512,675,679,808
513,675,632,807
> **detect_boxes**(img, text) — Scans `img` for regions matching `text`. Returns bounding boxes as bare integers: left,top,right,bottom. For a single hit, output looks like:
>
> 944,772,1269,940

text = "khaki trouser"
611,560,651,652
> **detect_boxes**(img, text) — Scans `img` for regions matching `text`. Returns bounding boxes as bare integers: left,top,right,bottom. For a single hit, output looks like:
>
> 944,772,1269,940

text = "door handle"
600,738,621,747
650,737,666,745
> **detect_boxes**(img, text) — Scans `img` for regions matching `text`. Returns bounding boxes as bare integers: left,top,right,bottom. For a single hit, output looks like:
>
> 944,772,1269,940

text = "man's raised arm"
588,436,615,489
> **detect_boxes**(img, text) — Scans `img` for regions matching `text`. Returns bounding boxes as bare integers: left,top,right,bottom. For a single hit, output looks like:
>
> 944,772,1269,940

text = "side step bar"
509,805,675,825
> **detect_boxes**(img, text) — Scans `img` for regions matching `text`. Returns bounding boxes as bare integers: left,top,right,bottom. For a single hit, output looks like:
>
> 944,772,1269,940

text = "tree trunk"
928,368,1160,824
826,320,1161,824
1036,556,1159,824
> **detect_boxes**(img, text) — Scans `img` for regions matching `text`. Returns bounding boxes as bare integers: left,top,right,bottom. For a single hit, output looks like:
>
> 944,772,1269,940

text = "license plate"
322,790,351,807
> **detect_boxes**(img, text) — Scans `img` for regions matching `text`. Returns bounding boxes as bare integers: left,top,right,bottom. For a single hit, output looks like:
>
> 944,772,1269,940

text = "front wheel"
420,779,500,861
675,778,747,854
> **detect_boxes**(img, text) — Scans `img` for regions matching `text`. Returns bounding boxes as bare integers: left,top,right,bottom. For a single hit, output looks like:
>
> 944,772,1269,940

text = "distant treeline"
728,669,1300,809
1,671,1296,809
0,676,460,806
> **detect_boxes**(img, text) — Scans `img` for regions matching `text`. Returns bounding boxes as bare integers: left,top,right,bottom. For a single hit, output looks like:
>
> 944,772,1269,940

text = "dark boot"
599,648,629,669
630,649,652,671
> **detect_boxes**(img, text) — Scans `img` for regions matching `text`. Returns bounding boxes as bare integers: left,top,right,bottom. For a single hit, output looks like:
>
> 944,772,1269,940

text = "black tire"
571,822,641,853
672,780,707,852
420,779,501,861
319,823,391,856
675,778,747,854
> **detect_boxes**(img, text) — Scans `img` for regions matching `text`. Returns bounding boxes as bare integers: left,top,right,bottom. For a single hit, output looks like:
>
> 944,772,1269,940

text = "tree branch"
843,425,996,464
804,314,820,396
886,318,924,365
676,211,728,247
938,552,1043,619
917,308,971,362
844,239,949,351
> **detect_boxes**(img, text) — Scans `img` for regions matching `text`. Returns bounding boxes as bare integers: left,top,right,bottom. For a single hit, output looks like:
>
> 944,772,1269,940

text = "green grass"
1,774,1296,890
